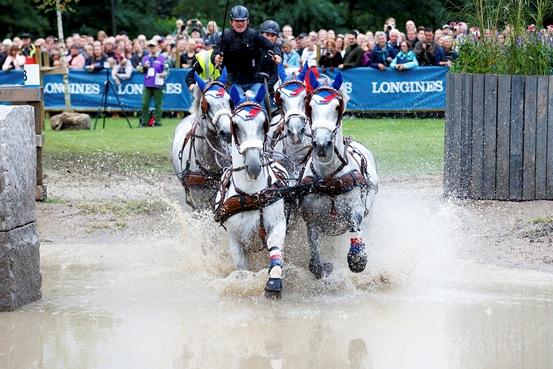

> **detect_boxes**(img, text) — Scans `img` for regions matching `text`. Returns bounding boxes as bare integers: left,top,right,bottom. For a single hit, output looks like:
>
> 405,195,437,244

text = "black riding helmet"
229,5,249,21
260,20,280,35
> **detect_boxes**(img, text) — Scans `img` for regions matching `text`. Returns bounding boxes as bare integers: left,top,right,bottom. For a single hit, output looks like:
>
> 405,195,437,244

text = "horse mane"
190,86,202,115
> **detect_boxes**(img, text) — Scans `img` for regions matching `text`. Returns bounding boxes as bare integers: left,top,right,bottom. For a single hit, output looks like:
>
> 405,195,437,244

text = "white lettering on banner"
45,82,184,95
371,80,443,94
343,82,352,94
44,82,101,95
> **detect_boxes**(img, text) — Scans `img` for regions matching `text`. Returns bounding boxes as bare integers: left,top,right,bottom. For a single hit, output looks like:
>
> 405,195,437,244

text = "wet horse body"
300,72,379,278
171,73,232,211
215,85,288,299
267,65,311,180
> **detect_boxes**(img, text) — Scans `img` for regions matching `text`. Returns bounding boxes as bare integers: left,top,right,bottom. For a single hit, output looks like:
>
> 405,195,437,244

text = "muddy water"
2,177,553,369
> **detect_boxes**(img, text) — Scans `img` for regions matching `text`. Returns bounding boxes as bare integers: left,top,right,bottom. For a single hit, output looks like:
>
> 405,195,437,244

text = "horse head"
194,69,232,144
306,70,345,162
229,84,269,180
274,63,310,144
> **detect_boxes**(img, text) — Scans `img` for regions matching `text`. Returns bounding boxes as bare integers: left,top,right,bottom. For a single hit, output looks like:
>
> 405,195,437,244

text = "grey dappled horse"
267,63,311,178
171,70,232,211
214,85,289,299
300,71,379,279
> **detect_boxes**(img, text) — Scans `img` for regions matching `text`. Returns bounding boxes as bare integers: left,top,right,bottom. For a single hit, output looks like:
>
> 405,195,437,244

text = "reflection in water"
1,182,553,369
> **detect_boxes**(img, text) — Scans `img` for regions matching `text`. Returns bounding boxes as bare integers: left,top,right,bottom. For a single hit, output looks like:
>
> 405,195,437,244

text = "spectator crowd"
2,17,553,77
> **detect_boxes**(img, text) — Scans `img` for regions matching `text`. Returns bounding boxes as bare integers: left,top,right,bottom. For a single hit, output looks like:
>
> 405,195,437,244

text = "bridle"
271,80,310,147
200,81,232,132
275,80,308,124
305,85,345,134
230,100,269,153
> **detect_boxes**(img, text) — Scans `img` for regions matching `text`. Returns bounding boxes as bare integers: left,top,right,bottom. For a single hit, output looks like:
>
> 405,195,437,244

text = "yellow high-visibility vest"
195,50,220,81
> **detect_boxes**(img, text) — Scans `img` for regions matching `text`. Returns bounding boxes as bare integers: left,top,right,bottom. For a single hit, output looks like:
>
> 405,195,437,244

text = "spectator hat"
147,39,157,46
442,24,450,29
2,39,12,47
20,32,31,39
203,37,212,46
297,32,307,39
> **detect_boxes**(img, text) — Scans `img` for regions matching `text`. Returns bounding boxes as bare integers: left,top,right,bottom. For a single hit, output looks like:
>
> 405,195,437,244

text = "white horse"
171,70,232,211
214,85,288,299
267,63,311,178
299,71,379,279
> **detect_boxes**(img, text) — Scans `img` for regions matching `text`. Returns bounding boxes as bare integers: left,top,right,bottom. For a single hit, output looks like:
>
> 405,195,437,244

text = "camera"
325,51,332,57
387,25,393,31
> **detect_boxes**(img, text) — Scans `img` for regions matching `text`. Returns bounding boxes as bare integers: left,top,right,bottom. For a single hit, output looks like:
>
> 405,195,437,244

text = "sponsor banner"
319,67,448,111
0,67,448,111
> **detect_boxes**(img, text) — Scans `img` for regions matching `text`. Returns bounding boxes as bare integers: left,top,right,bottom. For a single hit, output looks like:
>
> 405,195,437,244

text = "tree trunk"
56,0,72,112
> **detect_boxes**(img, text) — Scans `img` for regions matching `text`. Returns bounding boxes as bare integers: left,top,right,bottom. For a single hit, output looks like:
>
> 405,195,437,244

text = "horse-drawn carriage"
172,65,379,299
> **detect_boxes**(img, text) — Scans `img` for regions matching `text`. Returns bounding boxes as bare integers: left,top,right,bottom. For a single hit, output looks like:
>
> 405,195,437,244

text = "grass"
44,116,445,177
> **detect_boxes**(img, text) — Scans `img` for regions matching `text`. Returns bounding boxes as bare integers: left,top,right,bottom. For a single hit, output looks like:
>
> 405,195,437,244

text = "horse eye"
325,141,332,148
300,127,305,134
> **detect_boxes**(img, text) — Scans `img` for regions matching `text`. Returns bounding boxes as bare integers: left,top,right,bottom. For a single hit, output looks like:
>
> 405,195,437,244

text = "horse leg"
228,236,247,270
347,212,367,273
264,213,286,300
307,223,333,279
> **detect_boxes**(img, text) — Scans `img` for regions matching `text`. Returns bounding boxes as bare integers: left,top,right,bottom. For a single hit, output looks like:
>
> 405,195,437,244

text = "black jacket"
212,27,281,85
257,49,279,93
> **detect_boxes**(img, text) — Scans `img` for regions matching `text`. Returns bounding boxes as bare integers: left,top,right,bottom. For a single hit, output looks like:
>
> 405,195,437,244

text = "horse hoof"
265,289,282,300
265,277,283,299
322,262,334,277
347,249,367,273
309,262,334,279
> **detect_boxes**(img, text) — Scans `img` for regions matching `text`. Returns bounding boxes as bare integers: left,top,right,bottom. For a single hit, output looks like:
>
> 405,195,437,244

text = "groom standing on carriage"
212,5,282,96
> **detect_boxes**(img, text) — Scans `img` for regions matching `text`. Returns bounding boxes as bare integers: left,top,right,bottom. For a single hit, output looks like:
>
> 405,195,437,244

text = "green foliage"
2,0,451,39
452,0,553,75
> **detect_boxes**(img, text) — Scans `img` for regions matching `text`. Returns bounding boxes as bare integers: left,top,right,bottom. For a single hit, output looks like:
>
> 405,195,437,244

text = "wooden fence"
444,73,553,200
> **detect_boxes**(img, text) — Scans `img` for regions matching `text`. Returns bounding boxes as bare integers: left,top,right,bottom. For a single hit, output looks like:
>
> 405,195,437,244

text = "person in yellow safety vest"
185,38,221,92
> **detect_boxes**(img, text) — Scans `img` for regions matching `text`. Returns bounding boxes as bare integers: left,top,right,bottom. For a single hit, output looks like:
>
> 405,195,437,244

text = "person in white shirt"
111,58,133,85
300,37,317,67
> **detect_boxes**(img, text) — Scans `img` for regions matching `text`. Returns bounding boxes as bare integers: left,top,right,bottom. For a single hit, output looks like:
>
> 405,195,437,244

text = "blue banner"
0,67,448,112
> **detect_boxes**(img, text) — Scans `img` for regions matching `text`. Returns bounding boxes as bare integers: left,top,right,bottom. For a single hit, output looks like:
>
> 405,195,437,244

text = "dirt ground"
37,169,553,274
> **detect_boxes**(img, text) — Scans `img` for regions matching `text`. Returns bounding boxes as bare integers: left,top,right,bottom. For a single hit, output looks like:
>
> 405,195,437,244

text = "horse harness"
214,163,289,247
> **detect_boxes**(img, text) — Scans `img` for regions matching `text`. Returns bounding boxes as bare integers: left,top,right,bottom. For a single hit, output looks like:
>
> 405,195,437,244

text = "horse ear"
218,67,227,84
278,64,288,83
254,84,266,105
332,72,343,90
194,72,206,91
230,85,242,107
297,61,308,82
307,69,320,91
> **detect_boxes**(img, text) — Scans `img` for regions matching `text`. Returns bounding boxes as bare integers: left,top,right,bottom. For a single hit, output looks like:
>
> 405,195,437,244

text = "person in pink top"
66,44,85,69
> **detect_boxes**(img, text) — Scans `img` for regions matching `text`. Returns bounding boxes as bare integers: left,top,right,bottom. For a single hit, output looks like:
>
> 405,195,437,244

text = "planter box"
444,72,553,200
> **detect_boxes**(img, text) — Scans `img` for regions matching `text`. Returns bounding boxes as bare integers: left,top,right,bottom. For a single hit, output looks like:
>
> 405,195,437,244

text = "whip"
218,0,231,70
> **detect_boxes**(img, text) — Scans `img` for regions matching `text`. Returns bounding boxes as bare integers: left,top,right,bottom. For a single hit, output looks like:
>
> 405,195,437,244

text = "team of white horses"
172,64,379,299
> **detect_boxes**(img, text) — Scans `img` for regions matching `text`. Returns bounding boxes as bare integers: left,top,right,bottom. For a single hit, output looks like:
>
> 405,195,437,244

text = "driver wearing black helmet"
212,5,282,96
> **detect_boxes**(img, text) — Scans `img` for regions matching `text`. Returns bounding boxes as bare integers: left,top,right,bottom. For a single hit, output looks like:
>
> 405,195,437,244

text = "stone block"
0,222,41,311
0,105,36,231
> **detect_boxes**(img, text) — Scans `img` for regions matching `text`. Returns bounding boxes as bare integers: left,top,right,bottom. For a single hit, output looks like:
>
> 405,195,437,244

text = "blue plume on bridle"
229,84,267,108
297,61,309,82
219,67,228,84
193,72,206,91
